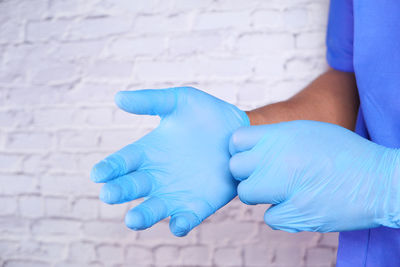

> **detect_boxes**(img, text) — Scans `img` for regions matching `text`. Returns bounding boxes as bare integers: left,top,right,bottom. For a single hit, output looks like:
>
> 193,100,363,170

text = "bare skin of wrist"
246,68,359,130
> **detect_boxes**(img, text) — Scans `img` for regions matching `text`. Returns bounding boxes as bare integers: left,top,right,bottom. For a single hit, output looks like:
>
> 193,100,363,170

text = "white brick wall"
0,0,337,266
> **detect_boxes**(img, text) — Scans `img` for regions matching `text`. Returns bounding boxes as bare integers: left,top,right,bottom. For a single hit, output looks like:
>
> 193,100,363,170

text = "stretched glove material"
229,120,400,233
91,87,249,236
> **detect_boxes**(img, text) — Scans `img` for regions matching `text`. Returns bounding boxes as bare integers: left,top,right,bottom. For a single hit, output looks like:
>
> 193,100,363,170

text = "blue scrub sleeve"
326,0,354,72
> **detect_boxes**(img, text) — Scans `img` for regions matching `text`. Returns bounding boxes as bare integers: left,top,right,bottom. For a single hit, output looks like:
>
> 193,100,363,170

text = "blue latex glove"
229,120,400,233
91,87,249,236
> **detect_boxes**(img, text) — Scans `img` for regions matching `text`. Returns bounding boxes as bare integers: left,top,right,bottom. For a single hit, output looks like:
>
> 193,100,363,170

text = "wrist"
232,106,250,127
245,100,296,126
245,110,263,126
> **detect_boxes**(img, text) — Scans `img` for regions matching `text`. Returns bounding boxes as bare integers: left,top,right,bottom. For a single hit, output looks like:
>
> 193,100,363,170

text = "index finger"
90,143,144,183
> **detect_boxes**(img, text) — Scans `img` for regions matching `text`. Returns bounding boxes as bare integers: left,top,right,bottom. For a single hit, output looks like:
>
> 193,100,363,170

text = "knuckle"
229,128,246,155
228,155,241,178
263,211,276,227
237,182,253,205
230,130,241,147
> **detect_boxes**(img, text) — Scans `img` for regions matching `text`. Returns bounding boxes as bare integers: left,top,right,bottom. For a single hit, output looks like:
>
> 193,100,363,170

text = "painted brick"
168,33,223,56
296,31,326,49
26,20,71,42
193,12,250,30
32,219,81,236
0,196,17,216
284,8,309,30
257,224,318,247
96,244,124,264
41,174,100,197
0,240,19,259
3,260,51,267
0,19,24,44
31,60,80,85
306,247,336,266
236,33,295,54
125,246,153,266
17,241,66,261
319,233,339,248
134,58,196,82
109,36,166,58
63,81,120,104
98,0,170,15
244,243,273,266
252,10,284,29
154,245,180,266
0,154,22,171
32,108,78,128
0,175,37,195
274,246,305,266
51,41,105,61
99,202,127,220
181,245,210,266
44,197,69,217
200,221,256,245
58,130,99,150
6,132,53,151
137,221,196,245
0,110,32,128
133,15,190,34
19,195,45,218
71,198,98,220
49,0,88,17
82,221,133,240
69,241,96,263
214,247,242,266
0,217,30,236
67,17,133,40
85,60,134,80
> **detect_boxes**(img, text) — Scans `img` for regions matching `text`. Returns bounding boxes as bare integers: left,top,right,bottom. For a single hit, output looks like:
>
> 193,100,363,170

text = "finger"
265,200,339,233
264,202,302,233
99,171,155,204
169,199,216,237
229,150,258,181
125,197,169,230
115,88,177,116
90,143,144,183
237,168,287,205
229,125,271,155
235,123,292,204
169,211,201,237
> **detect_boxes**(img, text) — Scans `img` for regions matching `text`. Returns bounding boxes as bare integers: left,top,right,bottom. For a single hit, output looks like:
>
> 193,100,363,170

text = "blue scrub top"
326,0,400,266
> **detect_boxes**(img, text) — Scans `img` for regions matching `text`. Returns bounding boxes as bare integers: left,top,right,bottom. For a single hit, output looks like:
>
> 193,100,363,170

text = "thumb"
115,88,178,116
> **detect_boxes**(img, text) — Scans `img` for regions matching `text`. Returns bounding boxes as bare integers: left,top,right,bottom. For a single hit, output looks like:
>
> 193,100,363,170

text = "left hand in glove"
90,87,249,236
229,120,400,233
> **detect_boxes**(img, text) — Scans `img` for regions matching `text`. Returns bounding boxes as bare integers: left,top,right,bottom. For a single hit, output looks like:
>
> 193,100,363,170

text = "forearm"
246,68,359,130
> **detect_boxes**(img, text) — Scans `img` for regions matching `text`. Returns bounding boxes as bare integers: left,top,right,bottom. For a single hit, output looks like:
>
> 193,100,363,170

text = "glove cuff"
237,108,250,127
382,148,400,228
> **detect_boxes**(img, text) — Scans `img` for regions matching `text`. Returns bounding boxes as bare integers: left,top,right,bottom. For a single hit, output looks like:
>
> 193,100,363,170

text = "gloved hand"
229,120,400,233
90,87,249,236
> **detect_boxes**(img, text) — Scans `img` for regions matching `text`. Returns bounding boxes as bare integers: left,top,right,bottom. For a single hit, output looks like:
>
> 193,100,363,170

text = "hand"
229,120,400,233
90,87,249,236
